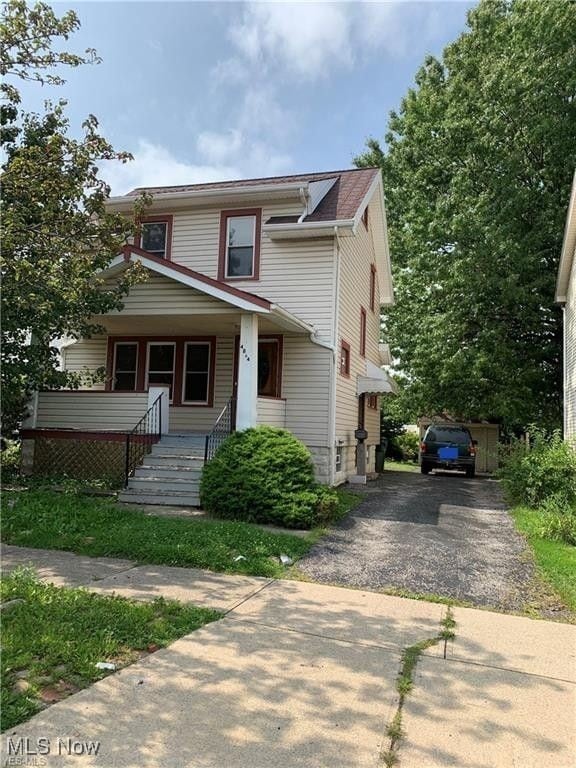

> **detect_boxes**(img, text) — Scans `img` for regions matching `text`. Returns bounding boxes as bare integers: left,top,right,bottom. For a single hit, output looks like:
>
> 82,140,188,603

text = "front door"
232,334,284,428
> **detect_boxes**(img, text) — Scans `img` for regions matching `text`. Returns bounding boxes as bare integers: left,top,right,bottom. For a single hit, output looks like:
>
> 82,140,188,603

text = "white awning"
357,360,397,395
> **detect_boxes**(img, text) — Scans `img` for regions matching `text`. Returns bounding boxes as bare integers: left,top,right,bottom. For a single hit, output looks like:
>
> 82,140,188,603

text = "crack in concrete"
380,606,456,768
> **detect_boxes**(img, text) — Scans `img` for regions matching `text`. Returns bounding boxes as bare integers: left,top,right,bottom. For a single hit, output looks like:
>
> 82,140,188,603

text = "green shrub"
1,440,21,484
499,429,576,508
200,427,338,529
391,431,420,462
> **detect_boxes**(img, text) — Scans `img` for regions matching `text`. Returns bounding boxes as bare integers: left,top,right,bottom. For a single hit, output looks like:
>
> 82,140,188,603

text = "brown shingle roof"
127,167,380,224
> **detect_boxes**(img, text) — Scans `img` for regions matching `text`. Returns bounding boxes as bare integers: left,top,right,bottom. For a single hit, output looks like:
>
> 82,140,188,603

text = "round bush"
200,427,336,529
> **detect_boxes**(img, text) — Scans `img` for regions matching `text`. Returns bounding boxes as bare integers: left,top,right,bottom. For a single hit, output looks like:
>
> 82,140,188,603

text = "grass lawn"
2,488,360,578
1,569,220,731
511,505,576,613
384,461,419,473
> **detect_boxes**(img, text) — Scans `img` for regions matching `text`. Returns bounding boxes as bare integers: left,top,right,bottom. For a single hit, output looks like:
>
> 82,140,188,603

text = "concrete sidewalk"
2,545,575,767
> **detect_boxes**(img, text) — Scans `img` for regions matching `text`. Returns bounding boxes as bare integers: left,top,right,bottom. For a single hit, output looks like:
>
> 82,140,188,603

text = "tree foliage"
1,0,144,434
356,0,576,429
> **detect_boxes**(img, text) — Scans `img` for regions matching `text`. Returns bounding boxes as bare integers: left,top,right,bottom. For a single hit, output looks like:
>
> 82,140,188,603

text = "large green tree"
357,0,576,429
1,1,145,434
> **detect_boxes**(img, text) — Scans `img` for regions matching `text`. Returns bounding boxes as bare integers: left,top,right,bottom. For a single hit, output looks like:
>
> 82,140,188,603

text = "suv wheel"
421,463,431,475
465,467,476,478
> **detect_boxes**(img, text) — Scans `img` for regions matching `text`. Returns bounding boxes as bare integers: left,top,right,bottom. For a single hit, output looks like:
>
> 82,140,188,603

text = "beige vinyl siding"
104,272,236,316
169,204,335,339
336,201,382,453
168,336,234,433
35,392,148,431
257,398,286,428
283,336,331,446
565,245,576,443
61,338,108,390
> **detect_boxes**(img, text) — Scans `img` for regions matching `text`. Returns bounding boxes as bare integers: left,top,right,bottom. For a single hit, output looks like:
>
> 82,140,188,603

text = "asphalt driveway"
299,471,534,610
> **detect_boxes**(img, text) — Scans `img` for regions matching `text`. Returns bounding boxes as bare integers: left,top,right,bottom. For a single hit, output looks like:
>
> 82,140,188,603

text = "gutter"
106,181,310,212
264,218,355,233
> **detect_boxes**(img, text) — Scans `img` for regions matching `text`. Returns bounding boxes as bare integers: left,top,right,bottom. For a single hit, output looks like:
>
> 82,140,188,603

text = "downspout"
297,186,309,223
328,225,342,485
562,304,567,439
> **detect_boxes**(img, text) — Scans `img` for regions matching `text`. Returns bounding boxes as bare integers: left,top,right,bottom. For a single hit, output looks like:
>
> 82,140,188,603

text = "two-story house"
21,168,395,503
556,170,576,444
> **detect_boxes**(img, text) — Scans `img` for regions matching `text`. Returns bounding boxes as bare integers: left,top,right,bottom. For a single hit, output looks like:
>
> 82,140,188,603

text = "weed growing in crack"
381,606,456,766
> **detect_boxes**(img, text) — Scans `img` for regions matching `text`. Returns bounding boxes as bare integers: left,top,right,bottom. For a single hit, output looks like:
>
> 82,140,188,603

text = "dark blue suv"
419,425,477,477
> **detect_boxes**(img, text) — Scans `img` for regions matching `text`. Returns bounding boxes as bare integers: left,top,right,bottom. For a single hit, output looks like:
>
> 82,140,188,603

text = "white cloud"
226,1,446,80
101,140,240,195
101,137,292,196
229,2,352,80
197,129,243,164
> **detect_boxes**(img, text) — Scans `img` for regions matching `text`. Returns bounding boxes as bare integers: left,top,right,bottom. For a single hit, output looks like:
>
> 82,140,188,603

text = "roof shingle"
127,167,380,224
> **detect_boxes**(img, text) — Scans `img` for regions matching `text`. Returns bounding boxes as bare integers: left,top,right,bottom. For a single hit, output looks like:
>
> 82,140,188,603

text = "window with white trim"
141,221,168,258
146,342,175,400
335,445,343,472
182,342,211,404
112,342,138,391
226,215,256,277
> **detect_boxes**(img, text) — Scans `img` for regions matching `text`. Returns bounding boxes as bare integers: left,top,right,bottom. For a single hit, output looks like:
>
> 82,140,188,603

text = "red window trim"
360,307,367,358
232,333,284,399
370,264,377,312
134,215,174,261
340,339,351,378
106,335,216,407
218,208,262,282
362,207,369,228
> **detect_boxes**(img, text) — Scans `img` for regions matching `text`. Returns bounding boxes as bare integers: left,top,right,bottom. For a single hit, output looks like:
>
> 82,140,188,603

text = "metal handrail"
204,397,236,462
124,392,163,486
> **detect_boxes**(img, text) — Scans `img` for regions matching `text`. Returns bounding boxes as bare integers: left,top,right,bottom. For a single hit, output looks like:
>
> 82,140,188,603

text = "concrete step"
151,445,205,458
118,490,201,507
143,455,205,468
159,435,207,448
128,477,200,493
134,467,203,480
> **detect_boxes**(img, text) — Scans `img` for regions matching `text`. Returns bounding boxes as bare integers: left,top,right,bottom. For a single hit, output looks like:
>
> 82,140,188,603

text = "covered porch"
20,248,331,484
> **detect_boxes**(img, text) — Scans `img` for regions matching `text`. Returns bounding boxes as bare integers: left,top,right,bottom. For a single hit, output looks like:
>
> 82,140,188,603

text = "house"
556,170,576,444
20,168,395,503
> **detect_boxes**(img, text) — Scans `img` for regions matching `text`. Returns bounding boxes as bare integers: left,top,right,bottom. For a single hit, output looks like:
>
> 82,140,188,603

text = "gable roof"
123,167,380,224
115,245,271,311
101,246,316,337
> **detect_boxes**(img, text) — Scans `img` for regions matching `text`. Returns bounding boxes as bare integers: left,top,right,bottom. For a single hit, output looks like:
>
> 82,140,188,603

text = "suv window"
426,427,471,444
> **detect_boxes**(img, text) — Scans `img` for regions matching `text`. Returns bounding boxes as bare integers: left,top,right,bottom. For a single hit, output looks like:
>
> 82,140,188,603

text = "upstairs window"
137,216,173,259
370,264,377,312
219,209,261,280
362,207,369,228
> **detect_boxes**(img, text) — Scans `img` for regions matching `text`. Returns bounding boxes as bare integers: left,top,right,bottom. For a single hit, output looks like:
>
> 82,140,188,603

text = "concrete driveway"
299,471,534,610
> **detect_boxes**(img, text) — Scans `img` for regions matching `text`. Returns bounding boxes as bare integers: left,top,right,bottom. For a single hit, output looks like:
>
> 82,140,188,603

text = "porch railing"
204,397,236,463
124,392,163,486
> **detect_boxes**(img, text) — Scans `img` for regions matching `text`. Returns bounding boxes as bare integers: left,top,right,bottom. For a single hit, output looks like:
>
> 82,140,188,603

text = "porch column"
236,313,258,430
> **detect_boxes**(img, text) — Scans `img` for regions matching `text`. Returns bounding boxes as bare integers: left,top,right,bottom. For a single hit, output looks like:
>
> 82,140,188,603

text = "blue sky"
24,1,475,194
